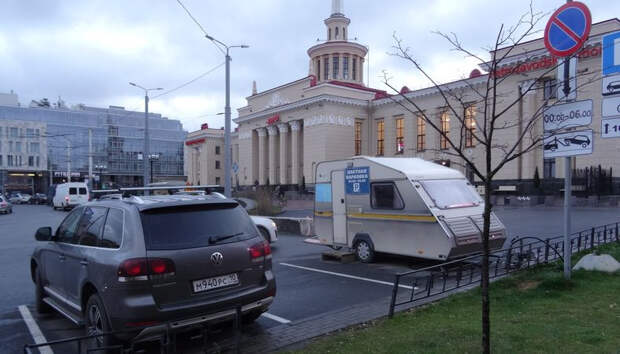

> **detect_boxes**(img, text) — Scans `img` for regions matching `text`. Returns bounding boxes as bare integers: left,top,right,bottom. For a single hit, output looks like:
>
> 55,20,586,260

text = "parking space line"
18,305,54,354
261,312,291,324
279,262,415,290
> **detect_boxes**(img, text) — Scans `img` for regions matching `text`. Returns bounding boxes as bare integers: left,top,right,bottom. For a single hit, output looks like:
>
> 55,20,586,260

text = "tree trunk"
481,180,492,354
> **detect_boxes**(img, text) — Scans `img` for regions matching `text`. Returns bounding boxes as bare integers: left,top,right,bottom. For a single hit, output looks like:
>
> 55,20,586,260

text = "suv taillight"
117,258,175,282
248,241,271,262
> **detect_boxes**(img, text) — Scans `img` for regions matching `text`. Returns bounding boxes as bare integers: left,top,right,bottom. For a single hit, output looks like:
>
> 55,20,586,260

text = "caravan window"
371,182,404,210
421,179,481,209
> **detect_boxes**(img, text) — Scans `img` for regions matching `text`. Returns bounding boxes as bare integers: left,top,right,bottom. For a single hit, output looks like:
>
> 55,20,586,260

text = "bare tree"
383,5,601,353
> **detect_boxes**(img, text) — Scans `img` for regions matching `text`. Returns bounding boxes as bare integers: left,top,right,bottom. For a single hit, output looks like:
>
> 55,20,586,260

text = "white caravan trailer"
312,157,506,262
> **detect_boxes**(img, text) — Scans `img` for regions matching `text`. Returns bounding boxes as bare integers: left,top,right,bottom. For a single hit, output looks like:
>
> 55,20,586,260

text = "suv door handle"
58,255,66,261
80,260,89,266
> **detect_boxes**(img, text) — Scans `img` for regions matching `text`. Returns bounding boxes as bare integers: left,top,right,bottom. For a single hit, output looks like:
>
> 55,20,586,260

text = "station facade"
209,3,620,191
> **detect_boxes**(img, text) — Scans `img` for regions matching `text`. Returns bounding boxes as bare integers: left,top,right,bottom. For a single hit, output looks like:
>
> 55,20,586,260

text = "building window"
317,59,321,80
352,57,357,81
215,145,220,155
7,155,13,166
26,128,34,137
395,116,404,154
335,27,339,39
343,27,346,40
15,141,21,153
333,55,339,79
544,159,556,179
28,156,34,167
215,177,221,185
328,28,331,40
35,129,40,137
10,127,17,138
36,156,40,167
543,79,557,100
417,115,426,151
376,120,385,156
465,106,476,148
343,56,349,80
215,160,220,169
30,142,39,153
440,111,450,150
0,155,2,167
324,56,330,80
355,121,362,156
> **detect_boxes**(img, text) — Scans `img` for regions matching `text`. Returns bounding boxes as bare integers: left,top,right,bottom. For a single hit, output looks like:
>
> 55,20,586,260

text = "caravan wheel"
355,240,375,263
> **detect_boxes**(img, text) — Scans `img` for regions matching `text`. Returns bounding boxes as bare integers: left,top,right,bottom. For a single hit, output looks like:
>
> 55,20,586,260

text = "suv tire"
35,269,52,314
355,240,375,263
84,294,119,352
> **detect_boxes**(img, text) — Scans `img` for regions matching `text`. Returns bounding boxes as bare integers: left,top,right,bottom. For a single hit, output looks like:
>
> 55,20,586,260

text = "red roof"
327,80,390,99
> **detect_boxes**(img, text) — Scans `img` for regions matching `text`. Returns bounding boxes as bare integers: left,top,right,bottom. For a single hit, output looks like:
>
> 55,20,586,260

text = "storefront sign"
493,45,600,78
345,167,369,195
266,115,280,125
543,100,592,132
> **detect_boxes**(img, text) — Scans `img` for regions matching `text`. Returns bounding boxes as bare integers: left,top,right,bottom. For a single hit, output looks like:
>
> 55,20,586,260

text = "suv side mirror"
35,227,53,241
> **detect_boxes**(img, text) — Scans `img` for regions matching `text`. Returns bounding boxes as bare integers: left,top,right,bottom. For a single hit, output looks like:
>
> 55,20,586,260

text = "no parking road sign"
544,2,592,58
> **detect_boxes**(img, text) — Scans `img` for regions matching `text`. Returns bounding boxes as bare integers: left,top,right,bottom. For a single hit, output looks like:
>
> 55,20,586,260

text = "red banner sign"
493,45,600,78
267,115,280,125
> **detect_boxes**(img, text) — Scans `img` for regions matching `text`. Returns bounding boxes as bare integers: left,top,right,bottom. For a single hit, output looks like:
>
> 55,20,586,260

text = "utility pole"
204,34,249,197
129,82,163,195
88,128,93,189
562,0,573,280
66,138,71,183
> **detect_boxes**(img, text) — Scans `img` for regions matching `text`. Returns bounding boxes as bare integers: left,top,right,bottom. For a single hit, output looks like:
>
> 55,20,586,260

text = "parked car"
53,182,90,210
0,196,12,214
30,194,275,349
31,193,48,205
250,216,279,243
9,193,31,204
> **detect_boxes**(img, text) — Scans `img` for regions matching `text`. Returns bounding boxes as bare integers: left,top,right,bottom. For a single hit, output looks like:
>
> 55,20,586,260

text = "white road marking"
18,305,54,354
279,262,416,290
260,312,291,324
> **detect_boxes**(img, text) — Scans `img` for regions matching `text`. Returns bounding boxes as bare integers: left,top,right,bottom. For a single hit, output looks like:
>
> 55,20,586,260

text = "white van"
310,157,507,262
53,182,90,210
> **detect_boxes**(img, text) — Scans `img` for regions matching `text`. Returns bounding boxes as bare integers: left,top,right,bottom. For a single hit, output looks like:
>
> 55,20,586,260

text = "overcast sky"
1,1,618,132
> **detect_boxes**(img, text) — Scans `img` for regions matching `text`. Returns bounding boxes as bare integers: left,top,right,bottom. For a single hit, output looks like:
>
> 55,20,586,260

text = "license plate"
192,273,239,293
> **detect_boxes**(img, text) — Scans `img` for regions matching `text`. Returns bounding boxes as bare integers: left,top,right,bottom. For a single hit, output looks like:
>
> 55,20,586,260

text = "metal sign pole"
562,38,572,281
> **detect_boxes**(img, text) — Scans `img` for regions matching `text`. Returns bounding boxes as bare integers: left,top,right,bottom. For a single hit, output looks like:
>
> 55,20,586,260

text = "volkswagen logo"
210,252,224,266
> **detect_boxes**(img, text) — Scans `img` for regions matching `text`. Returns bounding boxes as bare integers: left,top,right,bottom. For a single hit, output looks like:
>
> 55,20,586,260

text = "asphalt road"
0,204,618,353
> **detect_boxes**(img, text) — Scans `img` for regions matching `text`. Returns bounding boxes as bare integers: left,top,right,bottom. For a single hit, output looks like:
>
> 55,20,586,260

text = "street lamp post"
149,154,160,184
129,82,163,195
95,164,107,189
204,34,249,197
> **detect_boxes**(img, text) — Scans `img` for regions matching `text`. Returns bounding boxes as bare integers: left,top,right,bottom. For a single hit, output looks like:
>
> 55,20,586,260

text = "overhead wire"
151,62,225,100
175,0,226,55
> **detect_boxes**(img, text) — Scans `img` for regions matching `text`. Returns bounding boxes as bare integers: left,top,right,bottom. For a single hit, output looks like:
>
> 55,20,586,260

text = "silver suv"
30,194,276,347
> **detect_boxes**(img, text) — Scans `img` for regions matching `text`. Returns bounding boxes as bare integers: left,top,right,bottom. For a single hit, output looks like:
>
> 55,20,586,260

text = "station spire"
331,0,344,16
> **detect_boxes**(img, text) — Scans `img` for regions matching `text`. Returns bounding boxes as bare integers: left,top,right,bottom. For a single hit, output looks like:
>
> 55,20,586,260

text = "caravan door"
331,170,347,244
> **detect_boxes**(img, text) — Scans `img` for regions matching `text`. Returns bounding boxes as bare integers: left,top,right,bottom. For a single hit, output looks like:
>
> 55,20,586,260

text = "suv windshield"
140,203,257,250
420,179,481,209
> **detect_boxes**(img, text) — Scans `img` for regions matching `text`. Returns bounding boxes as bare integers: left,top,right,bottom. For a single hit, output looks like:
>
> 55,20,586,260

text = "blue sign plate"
345,167,370,195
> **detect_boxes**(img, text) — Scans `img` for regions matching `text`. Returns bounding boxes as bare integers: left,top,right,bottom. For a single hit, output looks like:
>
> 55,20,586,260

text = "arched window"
335,27,339,39
343,27,346,40
328,28,331,40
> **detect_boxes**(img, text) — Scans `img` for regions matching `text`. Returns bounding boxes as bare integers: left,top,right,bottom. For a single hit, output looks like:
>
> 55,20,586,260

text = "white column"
278,123,289,185
257,128,267,185
290,120,301,185
267,125,279,185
